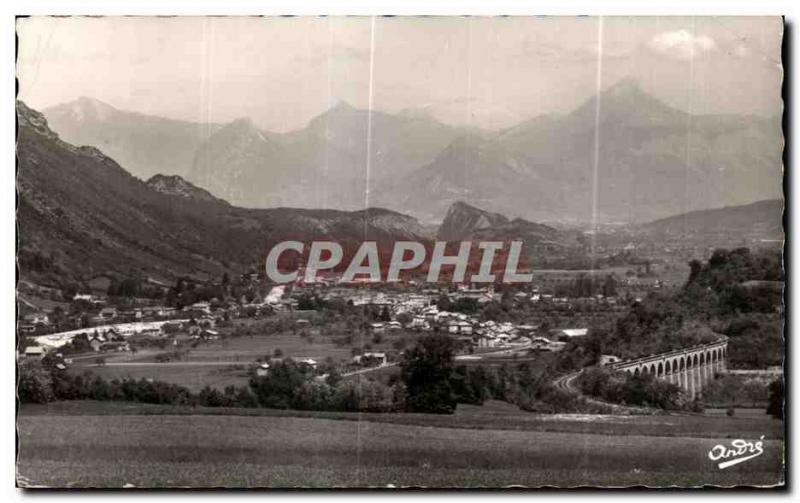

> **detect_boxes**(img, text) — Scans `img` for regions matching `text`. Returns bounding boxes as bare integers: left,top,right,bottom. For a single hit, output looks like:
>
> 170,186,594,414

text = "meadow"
70,328,418,391
69,328,551,391
17,400,784,488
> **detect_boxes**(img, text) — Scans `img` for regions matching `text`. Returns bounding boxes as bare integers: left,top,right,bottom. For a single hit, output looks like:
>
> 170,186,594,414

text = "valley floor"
16,400,784,488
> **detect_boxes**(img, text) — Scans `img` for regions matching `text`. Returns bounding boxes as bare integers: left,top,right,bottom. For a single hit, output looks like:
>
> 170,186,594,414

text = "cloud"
648,29,717,60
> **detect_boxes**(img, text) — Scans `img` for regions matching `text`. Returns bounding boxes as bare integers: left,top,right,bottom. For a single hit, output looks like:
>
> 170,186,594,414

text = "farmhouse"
353,352,387,366
24,346,46,359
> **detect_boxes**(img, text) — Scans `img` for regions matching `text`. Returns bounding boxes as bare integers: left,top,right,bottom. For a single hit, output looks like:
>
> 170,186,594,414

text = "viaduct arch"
607,336,728,399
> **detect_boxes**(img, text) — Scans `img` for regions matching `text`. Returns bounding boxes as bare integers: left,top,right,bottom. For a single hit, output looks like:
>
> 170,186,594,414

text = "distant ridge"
641,199,783,238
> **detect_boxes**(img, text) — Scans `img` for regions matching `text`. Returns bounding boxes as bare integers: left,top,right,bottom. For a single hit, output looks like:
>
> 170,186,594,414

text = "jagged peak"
571,77,683,120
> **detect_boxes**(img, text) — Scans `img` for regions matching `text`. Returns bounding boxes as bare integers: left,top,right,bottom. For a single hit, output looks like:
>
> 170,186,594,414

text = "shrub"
767,378,784,419
18,362,54,404
576,366,682,409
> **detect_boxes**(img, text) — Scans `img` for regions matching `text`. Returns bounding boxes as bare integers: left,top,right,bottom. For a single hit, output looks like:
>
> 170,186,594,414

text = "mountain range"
42,79,782,224
16,99,782,286
17,101,428,287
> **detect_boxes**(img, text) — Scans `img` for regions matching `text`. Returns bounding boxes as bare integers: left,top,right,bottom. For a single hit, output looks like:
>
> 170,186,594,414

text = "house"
477,334,498,348
353,352,387,366
23,313,50,325
599,354,621,366
370,322,385,332
293,357,318,370
98,307,117,320
189,301,212,314
103,328,124,341
101,341,130,352
89,338,103,352
24,346,46,359
558,328,588,340
200,329,220,340
256,362,270,377
386,321,402,330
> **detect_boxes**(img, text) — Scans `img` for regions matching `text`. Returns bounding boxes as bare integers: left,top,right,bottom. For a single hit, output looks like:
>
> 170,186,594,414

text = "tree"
602,275,617,297
688,259,703,283
400,333,457,414
18,362,54,404
396,312,413,327
767,378,784,419
249,360,307,409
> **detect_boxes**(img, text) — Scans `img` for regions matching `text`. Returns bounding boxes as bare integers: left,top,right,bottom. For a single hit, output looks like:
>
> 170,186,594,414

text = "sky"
16,16,783,132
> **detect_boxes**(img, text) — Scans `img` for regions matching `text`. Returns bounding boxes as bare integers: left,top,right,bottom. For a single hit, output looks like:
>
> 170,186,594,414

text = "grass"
70,329,553,391
16,403,785,488
78,364,250,392
69,330,412,391
19,400,784,439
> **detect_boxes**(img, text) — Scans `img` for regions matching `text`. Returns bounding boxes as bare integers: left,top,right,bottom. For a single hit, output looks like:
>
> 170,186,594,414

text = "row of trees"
19,332,609,415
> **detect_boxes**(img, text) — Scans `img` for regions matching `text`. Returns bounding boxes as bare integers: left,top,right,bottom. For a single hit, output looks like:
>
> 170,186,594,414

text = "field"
69,329,416,391
17,400,785,488
69,329,552,391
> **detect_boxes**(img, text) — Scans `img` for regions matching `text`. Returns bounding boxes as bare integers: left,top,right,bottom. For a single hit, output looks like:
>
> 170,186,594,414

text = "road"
553,369,654,414
91,361,247,367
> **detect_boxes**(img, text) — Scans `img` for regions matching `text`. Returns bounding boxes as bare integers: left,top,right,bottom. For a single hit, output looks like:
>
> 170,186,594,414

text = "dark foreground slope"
17,401,784,488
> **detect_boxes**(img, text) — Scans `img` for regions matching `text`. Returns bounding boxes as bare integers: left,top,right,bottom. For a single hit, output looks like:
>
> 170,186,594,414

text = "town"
19,268,632,383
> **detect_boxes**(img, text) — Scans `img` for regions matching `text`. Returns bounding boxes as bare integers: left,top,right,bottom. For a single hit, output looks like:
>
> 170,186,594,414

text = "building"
24,346,46,359
557,328,589,340
23,313,50,325
599,354,621,366
189,301,212,314
293,358,318,370
353,352,387,366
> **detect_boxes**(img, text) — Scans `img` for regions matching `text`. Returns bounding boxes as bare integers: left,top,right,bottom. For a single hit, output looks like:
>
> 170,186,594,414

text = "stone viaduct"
607,336,729,399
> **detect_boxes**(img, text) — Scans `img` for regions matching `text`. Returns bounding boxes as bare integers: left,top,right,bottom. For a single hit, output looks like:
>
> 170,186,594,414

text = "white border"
3,1,798,501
